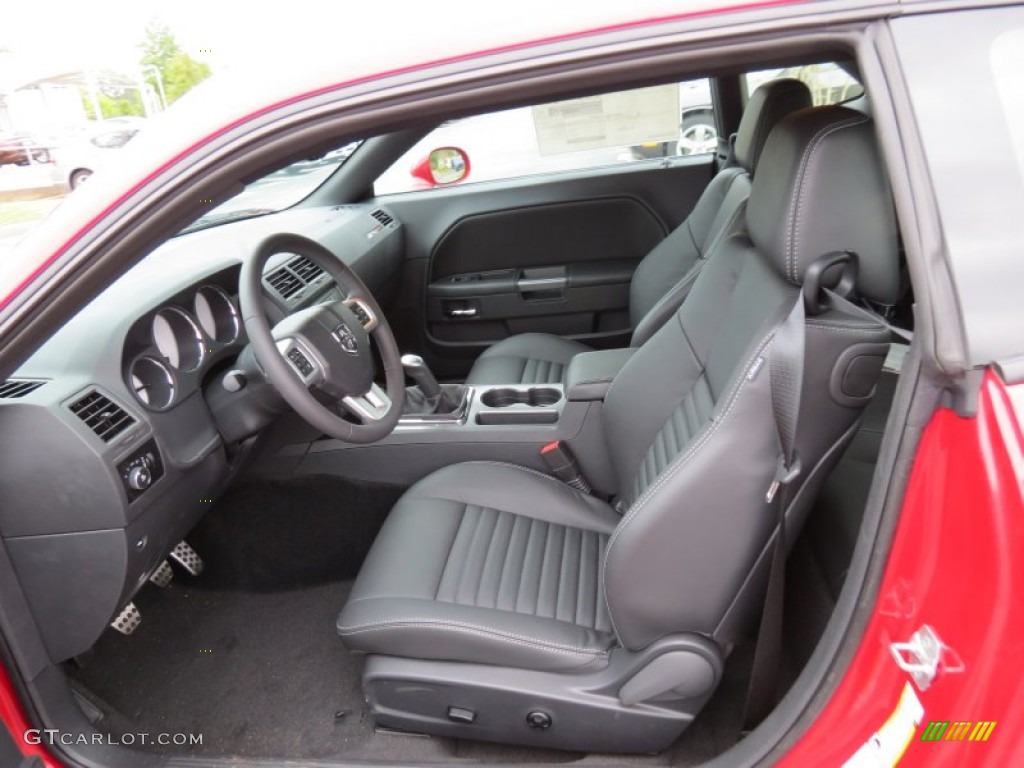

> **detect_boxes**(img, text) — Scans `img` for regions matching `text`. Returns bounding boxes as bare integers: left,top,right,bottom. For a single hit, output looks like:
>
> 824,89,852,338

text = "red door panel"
782,370,1024,767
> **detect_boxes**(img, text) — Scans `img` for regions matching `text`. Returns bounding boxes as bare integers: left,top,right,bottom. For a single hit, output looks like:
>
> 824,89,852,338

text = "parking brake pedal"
149,560,173,587
110,602,141,635
169,541,204,576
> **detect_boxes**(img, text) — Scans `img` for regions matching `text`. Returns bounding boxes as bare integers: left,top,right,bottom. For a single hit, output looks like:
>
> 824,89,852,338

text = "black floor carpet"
186,474,406,592
67,474,750,764
72,580,369,760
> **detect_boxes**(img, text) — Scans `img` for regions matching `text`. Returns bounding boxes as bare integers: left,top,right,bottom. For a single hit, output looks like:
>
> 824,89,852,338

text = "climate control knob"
127,465,152,491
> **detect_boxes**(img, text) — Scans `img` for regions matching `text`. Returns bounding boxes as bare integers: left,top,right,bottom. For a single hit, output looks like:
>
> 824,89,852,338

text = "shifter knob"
401,354,443,401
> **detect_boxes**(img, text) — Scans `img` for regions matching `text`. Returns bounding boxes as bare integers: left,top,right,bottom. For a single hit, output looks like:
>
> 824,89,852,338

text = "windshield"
181,140,361,233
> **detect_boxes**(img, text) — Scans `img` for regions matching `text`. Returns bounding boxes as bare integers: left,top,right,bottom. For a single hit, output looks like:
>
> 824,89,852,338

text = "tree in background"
82,91,143,120
79,22,211,120
140,21,211,105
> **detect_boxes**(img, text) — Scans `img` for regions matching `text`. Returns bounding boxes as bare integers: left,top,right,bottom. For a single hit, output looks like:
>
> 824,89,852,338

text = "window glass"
745,63,864,106
180,141,360,234
375,79,714,195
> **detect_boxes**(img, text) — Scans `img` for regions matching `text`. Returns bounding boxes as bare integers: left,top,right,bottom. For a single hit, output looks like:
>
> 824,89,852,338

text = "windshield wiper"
178,207,276,235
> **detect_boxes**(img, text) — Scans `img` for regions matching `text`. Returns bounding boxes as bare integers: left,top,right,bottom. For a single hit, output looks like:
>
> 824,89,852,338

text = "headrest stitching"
793,116,869,283
785,115,870,284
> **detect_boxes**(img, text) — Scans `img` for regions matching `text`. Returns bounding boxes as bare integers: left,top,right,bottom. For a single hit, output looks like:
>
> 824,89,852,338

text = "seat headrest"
734,78,812,172
747,105,900,304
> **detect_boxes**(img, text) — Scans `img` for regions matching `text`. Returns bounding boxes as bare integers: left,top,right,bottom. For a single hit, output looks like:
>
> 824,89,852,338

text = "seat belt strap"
824,288,914,342
742,260,910,730
742,293,805,731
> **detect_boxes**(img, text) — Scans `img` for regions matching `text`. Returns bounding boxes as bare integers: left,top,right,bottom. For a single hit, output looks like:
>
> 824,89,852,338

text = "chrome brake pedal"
149,560,173,587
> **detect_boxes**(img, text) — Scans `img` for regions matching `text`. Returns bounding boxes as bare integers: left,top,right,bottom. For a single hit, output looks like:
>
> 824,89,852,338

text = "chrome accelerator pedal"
169,541,204,576
110,602,141,635
149,560,173,587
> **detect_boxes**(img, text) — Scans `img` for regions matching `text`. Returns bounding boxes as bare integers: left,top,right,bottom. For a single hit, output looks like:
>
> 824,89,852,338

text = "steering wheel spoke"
341,383,392,423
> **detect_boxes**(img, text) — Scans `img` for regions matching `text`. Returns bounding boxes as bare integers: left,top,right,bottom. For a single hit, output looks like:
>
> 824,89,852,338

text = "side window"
375,79,714,195
745,63,864,106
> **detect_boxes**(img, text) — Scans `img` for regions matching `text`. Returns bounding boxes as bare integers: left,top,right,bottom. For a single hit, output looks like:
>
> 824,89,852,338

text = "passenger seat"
466,78,812,385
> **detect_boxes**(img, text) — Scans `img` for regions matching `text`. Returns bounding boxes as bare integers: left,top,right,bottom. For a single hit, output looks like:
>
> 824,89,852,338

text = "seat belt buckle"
765,453,802,503
540,441,592,494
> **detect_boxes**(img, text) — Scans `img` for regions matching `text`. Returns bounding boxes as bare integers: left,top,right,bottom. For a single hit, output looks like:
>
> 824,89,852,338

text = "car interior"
0,41,916,767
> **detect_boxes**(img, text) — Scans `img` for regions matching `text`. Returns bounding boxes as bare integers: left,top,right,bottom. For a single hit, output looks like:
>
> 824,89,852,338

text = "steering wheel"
239,233,405,443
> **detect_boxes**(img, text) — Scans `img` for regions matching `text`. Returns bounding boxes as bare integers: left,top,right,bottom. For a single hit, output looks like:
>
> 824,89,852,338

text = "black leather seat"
337,462,619,671
339,105,900,753
466,78,812,386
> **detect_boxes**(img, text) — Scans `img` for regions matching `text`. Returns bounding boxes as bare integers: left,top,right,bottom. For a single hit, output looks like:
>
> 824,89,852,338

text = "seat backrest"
602,106,900,651
628,79,812,347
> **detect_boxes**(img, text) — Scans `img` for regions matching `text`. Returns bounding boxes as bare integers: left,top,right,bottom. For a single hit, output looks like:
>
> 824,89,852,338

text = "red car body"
2,1,1023,765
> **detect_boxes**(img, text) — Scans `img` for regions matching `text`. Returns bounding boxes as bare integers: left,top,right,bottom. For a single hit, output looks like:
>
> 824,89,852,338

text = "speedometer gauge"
152,308,205,371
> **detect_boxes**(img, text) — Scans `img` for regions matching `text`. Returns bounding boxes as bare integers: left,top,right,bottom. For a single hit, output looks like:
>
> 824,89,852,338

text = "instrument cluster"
125,284,243,410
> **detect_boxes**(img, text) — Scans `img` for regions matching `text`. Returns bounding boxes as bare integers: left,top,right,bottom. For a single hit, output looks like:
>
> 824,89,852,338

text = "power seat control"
447,706,476,724
117,439,164,502
525,710,552,729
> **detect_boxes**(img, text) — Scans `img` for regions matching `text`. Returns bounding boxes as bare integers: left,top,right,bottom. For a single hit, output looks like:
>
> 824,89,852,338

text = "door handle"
447,307,478,318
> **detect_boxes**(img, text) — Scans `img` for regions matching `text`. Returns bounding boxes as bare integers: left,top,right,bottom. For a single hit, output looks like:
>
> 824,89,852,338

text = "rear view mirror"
411,146,470,187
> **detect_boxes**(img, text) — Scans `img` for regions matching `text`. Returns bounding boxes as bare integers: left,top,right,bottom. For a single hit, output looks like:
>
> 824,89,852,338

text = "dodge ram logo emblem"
333,322,359,355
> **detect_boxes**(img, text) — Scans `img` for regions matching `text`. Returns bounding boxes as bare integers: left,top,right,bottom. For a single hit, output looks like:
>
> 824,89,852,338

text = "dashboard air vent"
370,209,393,227
0,379,45,399
267,266,303,299
70,390,135,442
288,256,324,283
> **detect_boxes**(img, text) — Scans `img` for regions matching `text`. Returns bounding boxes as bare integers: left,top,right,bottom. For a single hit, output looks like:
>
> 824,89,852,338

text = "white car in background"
54,118,145,190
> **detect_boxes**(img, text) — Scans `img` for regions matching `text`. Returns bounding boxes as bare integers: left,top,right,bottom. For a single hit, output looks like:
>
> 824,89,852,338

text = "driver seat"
338,106,900,753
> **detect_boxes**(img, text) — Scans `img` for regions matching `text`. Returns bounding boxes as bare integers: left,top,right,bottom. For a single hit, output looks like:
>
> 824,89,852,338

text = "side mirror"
410,147,470,188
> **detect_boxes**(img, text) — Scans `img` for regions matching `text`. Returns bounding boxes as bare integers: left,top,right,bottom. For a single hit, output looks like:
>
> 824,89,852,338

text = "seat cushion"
465,333,591,385
337,462,620,671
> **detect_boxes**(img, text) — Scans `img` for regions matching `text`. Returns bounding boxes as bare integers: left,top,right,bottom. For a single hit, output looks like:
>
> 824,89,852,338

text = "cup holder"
481,387,561,408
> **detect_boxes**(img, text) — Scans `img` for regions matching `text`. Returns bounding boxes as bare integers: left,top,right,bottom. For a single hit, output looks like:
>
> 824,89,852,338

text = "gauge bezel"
193,285,240,344
128,356,177,411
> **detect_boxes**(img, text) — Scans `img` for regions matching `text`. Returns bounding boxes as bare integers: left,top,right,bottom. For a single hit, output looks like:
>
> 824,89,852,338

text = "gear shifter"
401,354,456,413
401,354,442,399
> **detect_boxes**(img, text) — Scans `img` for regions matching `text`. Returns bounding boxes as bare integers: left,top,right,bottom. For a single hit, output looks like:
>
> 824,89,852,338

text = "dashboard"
0,202,401,662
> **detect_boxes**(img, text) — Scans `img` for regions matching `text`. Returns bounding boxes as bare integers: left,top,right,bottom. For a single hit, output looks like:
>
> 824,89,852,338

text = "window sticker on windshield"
532,84,680,155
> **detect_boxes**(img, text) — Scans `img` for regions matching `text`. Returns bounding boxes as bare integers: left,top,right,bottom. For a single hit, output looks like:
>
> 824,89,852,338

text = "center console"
283,348,636,494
